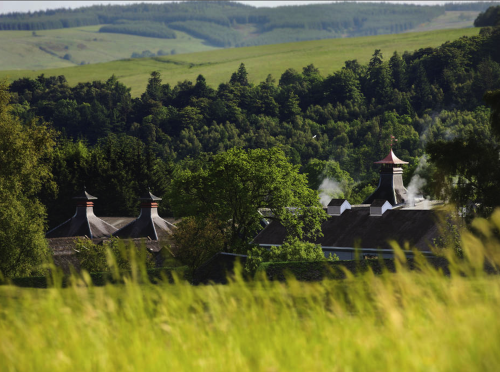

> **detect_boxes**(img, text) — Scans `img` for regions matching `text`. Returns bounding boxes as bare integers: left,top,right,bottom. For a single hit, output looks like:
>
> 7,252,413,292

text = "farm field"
0,27,480,97
404,10,479,32
0,25,218,71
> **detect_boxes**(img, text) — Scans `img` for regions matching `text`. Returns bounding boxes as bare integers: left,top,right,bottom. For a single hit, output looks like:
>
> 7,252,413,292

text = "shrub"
245,238,338,274
170,216,226,277
73,237,155,274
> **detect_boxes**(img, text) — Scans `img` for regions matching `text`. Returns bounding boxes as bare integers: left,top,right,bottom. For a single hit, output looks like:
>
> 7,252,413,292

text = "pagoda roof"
374,150,409,165
72,188,98,201
139,190,162,201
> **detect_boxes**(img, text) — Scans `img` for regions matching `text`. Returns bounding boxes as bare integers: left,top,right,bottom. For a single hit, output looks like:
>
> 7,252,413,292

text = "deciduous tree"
168,147,328,253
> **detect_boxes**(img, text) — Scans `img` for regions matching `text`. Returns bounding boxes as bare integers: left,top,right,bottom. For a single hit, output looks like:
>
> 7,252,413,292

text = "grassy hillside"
404,11,480,32
0,27,480,97
0,25,218,70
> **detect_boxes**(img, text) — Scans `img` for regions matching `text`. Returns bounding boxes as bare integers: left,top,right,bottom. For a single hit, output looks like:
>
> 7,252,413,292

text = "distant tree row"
131,49,176,59
474,5,500,27
1,2,492,47
99,21,176,39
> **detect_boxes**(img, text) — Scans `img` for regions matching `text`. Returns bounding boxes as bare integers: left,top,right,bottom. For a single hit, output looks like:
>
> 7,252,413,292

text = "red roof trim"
374,150,409,165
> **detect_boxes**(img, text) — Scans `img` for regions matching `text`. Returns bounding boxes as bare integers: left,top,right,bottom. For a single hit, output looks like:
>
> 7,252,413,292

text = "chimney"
370,199,392,216
363,149,409,206
114,189,176,240
45,187,117,238
327,199,351,216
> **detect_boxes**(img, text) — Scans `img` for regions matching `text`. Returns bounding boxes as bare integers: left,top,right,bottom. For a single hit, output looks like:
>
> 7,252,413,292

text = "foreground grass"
1,212,499,371
1,267,499,371
0,27,479,97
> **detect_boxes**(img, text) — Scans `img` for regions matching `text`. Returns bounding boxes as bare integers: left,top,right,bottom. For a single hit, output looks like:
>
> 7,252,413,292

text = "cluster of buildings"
47,149,444,269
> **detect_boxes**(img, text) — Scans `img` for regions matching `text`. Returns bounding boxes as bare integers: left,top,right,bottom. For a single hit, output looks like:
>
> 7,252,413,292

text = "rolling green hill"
0,27,480,97
0,25,218,70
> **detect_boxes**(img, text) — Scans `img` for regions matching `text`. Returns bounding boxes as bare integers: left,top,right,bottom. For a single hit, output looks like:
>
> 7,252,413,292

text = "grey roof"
253,207,441,251
113,209,176,240
45,212,117,239
100,217,136,230
328,199,347,206
371,199,389,207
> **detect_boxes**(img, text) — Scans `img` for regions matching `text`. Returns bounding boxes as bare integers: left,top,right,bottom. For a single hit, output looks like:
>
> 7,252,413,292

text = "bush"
73,237,155,274
245,238,338,274
170,216,226,277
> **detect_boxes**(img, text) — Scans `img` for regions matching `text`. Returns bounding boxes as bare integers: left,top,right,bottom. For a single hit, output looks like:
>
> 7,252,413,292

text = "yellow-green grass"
0,27,480,97
1,212,500,371
0,25,218,71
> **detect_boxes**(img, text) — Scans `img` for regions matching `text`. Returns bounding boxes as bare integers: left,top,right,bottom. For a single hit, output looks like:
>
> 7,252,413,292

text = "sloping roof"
113,213,176,240
328,199,347,206
253,207,441,251
374,150,409,165
46,213,117,239
371,199,390,207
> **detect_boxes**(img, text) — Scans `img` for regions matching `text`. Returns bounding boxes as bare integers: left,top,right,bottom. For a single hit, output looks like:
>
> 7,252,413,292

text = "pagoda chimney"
114,189,175,240
46,187,117,238
363,149,409,206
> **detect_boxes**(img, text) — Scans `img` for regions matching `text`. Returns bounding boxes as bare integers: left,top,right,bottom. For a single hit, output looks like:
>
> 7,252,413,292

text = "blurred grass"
0,27,479,97
1,209,500,371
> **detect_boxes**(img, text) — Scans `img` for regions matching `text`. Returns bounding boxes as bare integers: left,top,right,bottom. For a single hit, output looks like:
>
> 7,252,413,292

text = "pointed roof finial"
139,188,162,201
73,186,97,200
374,135,408,165
374,150,409,165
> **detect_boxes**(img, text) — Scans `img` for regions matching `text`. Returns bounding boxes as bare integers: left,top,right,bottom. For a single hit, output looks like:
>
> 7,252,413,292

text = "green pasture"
0,27,479,97
0,25,218,71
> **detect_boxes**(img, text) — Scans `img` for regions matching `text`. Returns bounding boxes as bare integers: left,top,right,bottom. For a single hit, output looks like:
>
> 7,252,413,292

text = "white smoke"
318,178,344,207
407,155,428,207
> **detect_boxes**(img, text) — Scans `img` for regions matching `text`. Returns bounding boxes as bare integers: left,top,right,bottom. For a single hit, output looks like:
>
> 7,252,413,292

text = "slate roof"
113,210,176,240
371,199,389,207
328,199,347,206
253,207,441,251
46,211,117,239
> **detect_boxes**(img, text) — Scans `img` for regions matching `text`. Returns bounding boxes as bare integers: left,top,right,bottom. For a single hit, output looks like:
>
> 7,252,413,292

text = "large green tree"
0,81,56,278
168,147,328,253
426,89,500,219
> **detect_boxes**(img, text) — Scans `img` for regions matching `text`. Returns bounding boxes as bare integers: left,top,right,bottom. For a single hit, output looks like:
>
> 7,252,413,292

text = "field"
0,27,480,97
404,10,479,32
1,214,500,371
0,25,218,71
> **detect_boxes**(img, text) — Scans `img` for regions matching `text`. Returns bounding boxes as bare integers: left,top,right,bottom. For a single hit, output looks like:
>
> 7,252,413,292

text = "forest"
4,23,500,229
0,2,495,47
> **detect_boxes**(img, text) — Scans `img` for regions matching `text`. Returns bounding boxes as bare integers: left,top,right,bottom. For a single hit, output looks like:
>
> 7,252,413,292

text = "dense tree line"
474,5,500,27
99,21,176,39
1,2,494,48
6,26,500,226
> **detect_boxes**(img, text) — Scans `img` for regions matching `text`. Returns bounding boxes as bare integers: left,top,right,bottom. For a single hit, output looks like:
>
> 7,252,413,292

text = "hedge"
255,258,454,282
5,266,188,288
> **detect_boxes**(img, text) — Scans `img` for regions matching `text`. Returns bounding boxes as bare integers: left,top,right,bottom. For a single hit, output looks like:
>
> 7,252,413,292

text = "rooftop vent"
113,189,175,241
370,199,392,216
46,187,117,239
327,199,351,216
